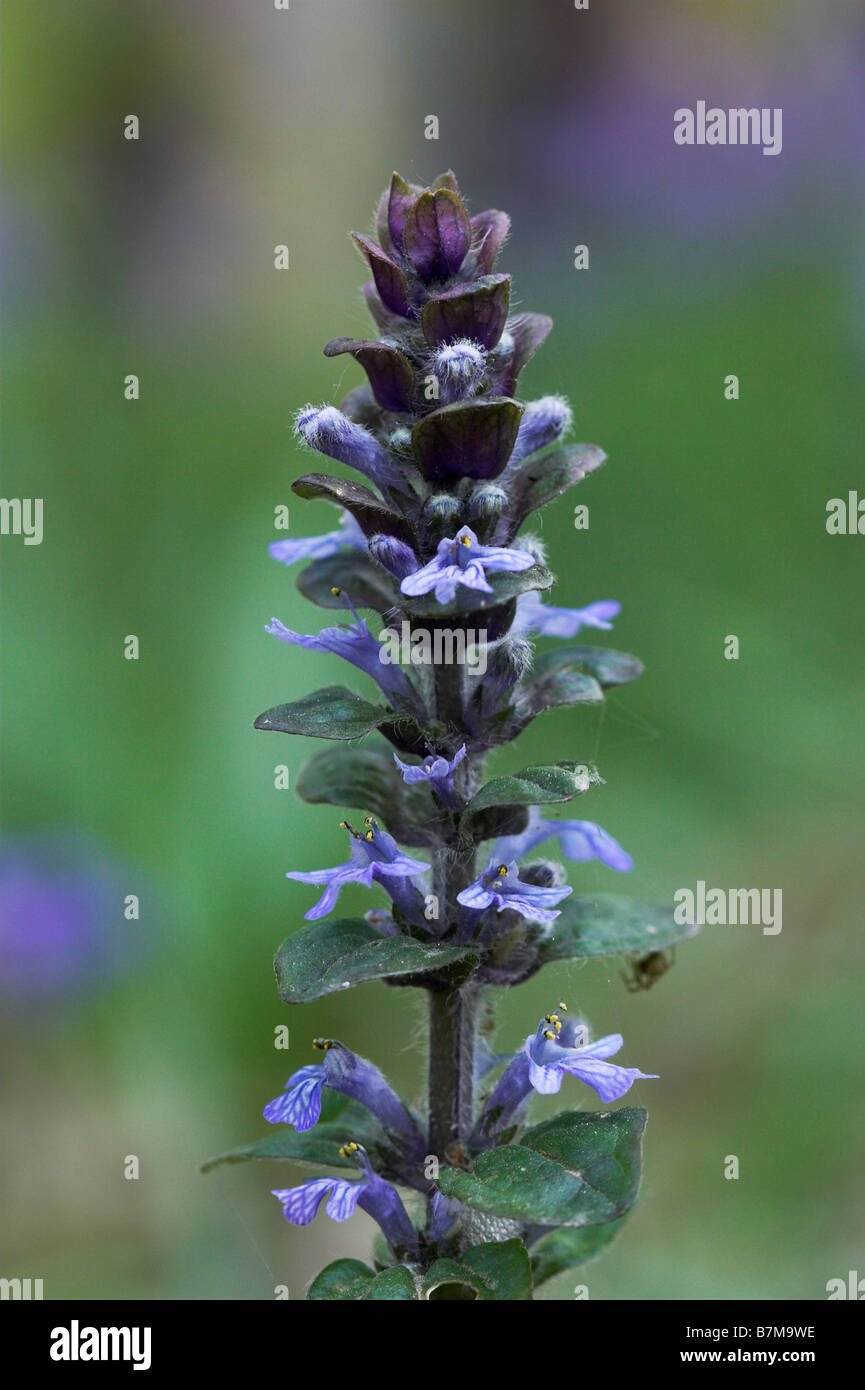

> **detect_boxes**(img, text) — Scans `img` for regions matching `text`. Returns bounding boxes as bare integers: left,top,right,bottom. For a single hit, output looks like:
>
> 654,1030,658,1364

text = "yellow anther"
312,1038,334,1051
544,1029,556,1041
496,865,508,877
460,534,471,546
331,586,342,596
558,1002,568,1012
365,830,374,841
364,816,374,827
549,1013,559,1023
554,1020,562,1033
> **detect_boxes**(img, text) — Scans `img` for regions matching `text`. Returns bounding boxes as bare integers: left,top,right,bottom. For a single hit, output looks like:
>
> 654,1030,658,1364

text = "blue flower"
512,592,621,638
508,395,572,464
268,511,366,568
272,1142,418,1256
263,1039,423,1151
266,591,421,714
0,833,148,1003
470,1006,657,1149
429,1191,461,1242
492,806,633,873
286,818,430,921
367,533,419,580
457,859,572,924
294,404,410,497
400,525,534,606
524,1012,657,1102
393,745,466,806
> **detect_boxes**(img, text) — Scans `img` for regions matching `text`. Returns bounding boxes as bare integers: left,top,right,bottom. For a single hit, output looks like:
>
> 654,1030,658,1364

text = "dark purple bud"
520,859,567,888
478,637,533,718
489,637,532,690
422,275,511,351
422,492,464,539
465,483,508,540
386,171,416,253
411,398,524,483
352,234,410,317
469,209,511,275
368,533,419,581
324,338,415,414
403,189,471,281
432,340,485,404
510,396,572,463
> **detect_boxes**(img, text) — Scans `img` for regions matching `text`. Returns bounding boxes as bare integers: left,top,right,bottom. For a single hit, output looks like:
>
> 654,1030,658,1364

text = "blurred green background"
2,0,863,1300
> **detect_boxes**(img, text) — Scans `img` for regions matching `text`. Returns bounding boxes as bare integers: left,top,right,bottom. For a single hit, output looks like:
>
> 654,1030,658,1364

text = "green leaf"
530,1216,628,1286
484,562,555,606
308,1259,376,1301
532,645,644,689
200,1092,383,1174
291,472,413,545
274,918,476,1003
295,743,434,845
438,1108,646,1227
464,761,600,818
424,1239,532,1300
504,442,606,536
296,743,397,815
539,894,699,962
514,659,604,734
309,1260,420,1300
463,803,529,846
296,552,400,615
254,686,394,742
362,1266,419,1300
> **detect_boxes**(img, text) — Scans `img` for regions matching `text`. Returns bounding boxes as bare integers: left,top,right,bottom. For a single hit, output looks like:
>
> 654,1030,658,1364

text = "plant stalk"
427,659,479,1160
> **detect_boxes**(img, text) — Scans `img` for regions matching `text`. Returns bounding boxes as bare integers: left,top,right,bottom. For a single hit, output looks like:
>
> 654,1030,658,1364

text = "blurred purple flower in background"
0,832,150,1006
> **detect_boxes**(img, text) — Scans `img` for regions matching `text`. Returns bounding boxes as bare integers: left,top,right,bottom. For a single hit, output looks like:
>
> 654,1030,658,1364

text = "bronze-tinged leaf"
422,275,511,351
324,337,415,414
351,234,410,316
411,398,523,483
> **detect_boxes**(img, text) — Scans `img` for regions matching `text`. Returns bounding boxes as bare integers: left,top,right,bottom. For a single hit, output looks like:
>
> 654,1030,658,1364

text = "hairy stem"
427,660,479,1162
428,982,481,1158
